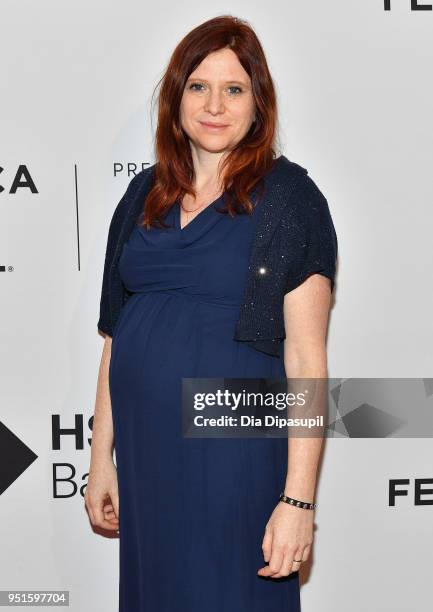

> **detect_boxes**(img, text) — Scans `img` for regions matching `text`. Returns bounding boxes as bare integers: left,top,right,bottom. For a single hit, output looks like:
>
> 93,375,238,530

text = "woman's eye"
188,83,243,95
189,82,205,92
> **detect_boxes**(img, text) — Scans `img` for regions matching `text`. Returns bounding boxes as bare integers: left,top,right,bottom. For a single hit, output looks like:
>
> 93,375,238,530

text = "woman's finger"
111,490,120,520
104,511,118,521
87,496,119,530
301,544,311,561
261,528,273,562
268,545,285,576
257,528,274,575
271,552,293,578
290,559,302,572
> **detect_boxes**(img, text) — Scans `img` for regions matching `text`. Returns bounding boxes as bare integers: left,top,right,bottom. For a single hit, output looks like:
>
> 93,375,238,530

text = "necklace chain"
180,187,222,225
180,200,209,213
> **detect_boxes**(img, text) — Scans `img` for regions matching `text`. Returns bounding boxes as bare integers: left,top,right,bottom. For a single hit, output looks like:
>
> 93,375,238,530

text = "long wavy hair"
140,14,280,230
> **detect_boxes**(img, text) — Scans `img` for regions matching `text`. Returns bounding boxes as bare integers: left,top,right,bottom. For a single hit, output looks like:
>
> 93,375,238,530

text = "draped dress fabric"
109,192,301,612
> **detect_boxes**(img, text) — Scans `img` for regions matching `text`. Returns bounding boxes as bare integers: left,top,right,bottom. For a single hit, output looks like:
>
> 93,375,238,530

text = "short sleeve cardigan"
97,155,338,356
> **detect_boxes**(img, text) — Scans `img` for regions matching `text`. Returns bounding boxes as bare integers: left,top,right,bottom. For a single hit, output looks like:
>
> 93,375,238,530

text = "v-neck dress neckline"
176,193,224,233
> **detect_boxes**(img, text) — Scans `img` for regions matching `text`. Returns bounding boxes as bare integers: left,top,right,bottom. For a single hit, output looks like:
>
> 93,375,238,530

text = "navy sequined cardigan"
97,155,338,357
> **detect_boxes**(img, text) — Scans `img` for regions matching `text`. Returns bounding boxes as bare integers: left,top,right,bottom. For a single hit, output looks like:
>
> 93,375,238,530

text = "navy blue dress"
109,192,301,612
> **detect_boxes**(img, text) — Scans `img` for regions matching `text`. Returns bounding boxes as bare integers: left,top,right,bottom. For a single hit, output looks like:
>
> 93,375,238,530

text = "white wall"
0,1,431,610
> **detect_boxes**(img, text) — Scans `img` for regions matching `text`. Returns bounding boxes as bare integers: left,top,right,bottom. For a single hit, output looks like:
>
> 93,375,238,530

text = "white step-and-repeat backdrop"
1,1,432,611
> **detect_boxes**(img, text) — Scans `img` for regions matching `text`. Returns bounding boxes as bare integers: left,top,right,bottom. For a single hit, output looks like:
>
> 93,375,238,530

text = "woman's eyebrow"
186,77,249,87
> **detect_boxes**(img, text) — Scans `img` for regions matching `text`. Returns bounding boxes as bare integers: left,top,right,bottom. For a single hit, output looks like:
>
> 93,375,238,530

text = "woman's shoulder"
109,165,156,224
269,157,337,256
123,164,156,202
271,156,331,218
270,155,326,199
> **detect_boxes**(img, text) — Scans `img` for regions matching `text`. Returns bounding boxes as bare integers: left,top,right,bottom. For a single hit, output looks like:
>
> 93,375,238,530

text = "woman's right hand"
84,459,120,532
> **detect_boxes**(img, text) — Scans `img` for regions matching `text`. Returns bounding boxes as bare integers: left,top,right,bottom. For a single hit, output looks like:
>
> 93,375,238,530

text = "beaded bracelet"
279,492,317,510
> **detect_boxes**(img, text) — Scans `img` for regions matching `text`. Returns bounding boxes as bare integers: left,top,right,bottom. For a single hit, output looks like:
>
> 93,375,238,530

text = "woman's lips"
199,121,229,130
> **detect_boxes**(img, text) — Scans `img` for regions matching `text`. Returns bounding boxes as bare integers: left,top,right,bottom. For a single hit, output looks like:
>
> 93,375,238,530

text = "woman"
85,15,338,612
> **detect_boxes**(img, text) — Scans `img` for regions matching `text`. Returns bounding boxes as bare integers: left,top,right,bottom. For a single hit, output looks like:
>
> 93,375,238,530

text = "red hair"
140,15,280,229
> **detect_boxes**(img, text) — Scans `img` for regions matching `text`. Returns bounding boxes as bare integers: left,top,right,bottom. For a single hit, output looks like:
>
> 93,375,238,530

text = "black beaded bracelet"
279,492,317,510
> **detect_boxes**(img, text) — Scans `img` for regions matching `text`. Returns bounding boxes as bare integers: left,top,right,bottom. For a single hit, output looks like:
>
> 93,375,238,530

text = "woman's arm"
282,272,332,501
84,335,119,531
91,335,115,461
257,272,332,578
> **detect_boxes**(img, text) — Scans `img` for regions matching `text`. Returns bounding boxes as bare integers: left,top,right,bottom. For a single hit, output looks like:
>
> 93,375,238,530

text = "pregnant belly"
108,292,288,488
109,291,285,404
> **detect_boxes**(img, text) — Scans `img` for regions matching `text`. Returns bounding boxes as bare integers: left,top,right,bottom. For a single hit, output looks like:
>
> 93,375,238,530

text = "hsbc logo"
384,1,432,9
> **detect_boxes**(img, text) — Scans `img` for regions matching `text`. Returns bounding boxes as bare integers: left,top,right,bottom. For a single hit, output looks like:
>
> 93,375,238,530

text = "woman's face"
179,48,256,155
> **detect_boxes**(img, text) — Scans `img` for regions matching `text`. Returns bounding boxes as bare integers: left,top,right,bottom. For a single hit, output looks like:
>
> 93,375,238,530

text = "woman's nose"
203,91,225,114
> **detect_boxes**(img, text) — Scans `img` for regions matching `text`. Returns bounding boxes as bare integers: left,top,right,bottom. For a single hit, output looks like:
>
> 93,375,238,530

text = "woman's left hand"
257,501,314,577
